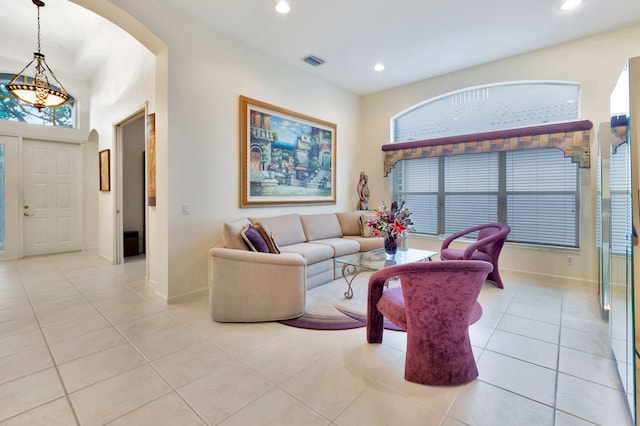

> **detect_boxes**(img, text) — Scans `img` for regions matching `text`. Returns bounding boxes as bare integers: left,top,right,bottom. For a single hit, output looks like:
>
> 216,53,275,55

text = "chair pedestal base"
404,343,478,386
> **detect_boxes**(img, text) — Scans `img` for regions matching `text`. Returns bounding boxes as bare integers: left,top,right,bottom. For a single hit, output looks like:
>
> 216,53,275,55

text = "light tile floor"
0,251,633,425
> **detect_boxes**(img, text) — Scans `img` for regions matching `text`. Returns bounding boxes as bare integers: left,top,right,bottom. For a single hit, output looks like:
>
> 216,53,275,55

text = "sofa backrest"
335,212,362,236
248,214,306,247
300,214,343,241
223,212,368,250
222,217,252,249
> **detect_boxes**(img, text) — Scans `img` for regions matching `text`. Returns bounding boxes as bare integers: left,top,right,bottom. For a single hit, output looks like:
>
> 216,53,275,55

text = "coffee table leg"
341,264,360,299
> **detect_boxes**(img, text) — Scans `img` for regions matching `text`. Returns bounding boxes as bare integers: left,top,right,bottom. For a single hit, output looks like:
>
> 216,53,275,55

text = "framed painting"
99,149,110,192
239,96,336,207
147,113,157,206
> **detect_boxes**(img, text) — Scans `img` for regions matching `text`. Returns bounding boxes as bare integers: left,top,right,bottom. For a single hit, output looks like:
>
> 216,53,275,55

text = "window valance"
382,120,593,176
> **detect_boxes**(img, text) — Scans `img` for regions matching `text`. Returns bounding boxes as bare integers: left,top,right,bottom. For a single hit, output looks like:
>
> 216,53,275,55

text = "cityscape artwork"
239,96,336,207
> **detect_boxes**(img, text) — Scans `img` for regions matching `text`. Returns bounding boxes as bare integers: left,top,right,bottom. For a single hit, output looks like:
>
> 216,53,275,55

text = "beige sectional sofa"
209,212,383,322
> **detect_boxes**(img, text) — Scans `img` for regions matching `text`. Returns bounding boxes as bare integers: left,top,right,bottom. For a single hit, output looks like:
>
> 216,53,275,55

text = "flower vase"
384,235,398,258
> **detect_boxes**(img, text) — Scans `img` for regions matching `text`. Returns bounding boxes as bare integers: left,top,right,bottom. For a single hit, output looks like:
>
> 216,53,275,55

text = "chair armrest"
209,247,306,266
441,224,489,250
461,229,508,259
367,265,410,343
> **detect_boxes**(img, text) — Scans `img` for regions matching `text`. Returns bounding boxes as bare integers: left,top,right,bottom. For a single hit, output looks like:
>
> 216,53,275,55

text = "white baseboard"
503,268,597,289
167,287,208,304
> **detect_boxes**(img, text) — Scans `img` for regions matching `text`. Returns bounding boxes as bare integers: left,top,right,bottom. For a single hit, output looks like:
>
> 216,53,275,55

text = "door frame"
114,105,149,267
0,131,87,261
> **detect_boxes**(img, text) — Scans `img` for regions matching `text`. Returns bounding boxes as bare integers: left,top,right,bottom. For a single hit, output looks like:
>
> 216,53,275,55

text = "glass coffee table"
335,248,438,299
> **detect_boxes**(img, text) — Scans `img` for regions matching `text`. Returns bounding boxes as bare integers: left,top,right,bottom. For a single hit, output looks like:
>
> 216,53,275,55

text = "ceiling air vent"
303,55,325,67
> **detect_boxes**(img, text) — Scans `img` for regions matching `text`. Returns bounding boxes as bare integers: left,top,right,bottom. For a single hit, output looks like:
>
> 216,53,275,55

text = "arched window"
0,73,77,128
390,81,589,248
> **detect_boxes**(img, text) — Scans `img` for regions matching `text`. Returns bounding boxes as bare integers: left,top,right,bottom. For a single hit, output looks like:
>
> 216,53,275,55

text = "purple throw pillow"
241,225,270,253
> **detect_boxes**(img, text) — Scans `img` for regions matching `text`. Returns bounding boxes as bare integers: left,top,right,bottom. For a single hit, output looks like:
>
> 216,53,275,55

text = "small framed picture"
99,149,110,192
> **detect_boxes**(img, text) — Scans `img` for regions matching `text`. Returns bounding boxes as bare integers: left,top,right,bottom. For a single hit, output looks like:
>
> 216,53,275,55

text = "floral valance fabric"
382,120,593,176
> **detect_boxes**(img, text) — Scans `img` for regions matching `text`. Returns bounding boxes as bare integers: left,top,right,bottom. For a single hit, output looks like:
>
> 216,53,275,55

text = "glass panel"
608,57,636,423
598,123,612,312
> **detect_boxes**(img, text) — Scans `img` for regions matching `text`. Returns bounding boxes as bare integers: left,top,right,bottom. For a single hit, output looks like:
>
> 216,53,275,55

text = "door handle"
23,212,33,217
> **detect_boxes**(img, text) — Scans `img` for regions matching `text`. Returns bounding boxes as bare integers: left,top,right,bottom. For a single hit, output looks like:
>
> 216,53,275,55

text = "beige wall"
360,24,640,286
81,0,361,301
88,25,156,265
70,1,640,298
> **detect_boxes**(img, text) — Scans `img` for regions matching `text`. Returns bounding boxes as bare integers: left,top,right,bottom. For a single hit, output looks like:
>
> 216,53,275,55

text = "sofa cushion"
252,222,281,254
335,212,362,236
241,225,270,253
280,242,334,264
250,214,306,247
300,214,343,241
343,235,385,252
311,238,360,257
223,217,252,249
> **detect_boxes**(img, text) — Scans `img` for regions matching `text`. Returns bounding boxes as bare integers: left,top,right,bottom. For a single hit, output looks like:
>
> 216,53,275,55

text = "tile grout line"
7,258,196,425
61,262,211,426
11,258,82,426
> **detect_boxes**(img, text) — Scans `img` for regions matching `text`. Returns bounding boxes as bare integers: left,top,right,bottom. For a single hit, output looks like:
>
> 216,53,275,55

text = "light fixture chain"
36,3,41,54
7,0,69,109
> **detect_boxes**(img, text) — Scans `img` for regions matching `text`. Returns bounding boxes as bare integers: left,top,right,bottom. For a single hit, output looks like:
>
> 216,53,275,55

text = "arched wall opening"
69,0,170,300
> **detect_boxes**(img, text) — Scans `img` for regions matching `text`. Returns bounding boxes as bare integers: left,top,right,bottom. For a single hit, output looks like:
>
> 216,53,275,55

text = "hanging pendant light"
7,0,69,110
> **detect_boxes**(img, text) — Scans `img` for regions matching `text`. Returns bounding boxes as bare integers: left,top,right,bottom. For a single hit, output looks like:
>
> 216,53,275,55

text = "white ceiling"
2,0,640,95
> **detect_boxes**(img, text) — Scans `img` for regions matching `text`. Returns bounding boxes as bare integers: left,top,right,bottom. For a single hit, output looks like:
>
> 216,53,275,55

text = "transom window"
0,73,77,128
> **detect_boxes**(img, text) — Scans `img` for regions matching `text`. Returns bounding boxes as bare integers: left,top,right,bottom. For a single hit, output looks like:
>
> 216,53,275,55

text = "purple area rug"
278,311,367,330
278,302,483,331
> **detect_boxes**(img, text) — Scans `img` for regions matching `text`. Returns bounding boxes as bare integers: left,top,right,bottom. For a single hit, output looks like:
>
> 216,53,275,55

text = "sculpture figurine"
357,171,369,210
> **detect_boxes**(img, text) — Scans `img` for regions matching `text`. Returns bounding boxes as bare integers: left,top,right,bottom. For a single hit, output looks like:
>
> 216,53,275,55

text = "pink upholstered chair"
440,223,511,289
367,260,493,386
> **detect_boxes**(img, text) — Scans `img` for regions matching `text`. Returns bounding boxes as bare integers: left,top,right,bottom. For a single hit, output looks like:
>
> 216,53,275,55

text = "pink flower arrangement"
367,201,414,238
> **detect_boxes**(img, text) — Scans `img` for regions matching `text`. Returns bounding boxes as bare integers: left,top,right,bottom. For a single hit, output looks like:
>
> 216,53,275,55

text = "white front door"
22,139,82,256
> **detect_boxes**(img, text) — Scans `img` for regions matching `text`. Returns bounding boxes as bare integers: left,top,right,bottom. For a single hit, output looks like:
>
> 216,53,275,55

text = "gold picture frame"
99,149,110,192
147,113,157,206
239,96,336,207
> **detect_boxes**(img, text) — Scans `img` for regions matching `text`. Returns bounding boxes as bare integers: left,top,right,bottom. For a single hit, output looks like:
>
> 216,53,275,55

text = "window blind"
443,152,499,235
506,149,578,246
397,157,438,234
393,148,580,247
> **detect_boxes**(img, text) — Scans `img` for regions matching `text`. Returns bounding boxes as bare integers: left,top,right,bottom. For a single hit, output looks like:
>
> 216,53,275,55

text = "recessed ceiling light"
560,0,583,11
374,63,385,72
275,1,290,14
